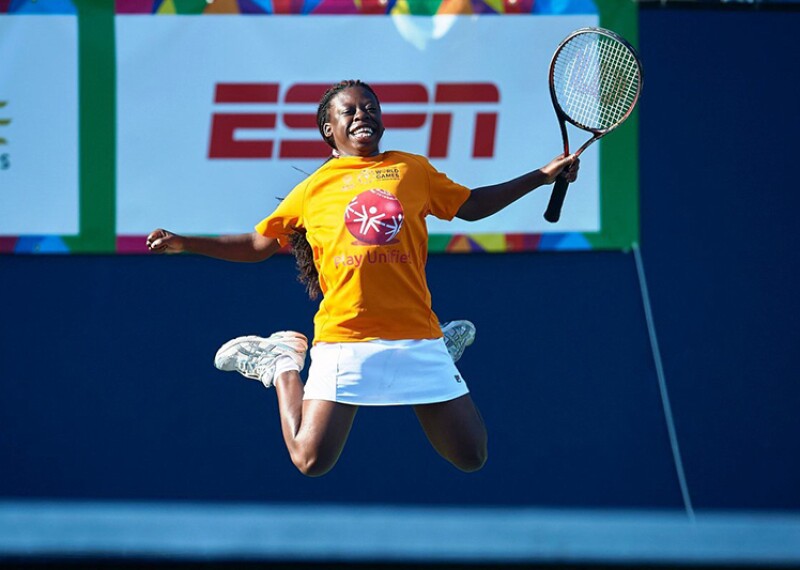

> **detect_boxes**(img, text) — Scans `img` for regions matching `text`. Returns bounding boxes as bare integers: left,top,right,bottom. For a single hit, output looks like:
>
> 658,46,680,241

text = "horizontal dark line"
637,1,800,12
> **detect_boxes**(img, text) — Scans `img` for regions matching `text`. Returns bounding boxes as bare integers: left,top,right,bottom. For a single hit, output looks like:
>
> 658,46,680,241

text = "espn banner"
0,0,638,254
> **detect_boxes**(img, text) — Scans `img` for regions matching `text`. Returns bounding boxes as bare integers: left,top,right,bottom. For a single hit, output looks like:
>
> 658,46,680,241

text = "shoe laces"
237,347,279,380
442,321,475,362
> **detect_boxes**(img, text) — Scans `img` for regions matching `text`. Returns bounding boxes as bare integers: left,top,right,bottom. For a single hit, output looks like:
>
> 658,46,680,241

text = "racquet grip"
544,175,570,223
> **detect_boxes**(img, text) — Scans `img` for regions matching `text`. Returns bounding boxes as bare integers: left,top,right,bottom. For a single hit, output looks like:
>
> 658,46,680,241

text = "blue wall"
2,6,799,513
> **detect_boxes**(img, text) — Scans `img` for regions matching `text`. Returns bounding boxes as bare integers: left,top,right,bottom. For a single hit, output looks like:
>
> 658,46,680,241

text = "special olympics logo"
344,189,404,246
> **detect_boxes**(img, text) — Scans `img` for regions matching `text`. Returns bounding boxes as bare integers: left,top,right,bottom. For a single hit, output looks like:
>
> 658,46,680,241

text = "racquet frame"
544,27,643,224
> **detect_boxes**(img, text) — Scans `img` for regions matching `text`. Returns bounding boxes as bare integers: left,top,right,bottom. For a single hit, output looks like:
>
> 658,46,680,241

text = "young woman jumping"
147,80,579,477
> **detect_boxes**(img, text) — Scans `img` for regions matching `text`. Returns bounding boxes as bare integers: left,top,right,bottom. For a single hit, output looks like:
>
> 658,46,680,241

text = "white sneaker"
441,320,476,363
214,330,308,388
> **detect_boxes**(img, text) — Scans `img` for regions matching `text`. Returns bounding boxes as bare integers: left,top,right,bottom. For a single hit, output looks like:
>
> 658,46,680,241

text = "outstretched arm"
146,229,281,262
456,154,579,222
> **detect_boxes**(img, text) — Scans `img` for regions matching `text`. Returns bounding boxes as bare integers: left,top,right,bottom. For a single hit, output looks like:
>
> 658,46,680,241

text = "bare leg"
414,394,488,472
273,370,357,477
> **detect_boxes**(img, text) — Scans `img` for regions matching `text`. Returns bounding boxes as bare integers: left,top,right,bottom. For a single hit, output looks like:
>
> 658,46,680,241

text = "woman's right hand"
540,153,580,185
146,229,185,254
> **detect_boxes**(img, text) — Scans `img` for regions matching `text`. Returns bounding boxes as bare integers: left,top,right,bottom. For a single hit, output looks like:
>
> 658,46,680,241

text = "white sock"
274,354,301,377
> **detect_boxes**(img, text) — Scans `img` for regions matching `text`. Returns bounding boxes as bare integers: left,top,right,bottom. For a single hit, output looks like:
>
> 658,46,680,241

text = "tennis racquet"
543,27,643,223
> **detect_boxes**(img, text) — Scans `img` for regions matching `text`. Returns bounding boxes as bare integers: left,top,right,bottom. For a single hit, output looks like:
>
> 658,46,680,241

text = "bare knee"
290,450,337,478
451,445,488,473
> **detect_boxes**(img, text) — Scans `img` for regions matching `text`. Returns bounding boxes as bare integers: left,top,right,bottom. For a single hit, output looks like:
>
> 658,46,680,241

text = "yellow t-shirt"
255,151,471,343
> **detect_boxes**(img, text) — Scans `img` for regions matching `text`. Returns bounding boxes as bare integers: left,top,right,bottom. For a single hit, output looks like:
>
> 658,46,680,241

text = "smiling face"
322,86,384,157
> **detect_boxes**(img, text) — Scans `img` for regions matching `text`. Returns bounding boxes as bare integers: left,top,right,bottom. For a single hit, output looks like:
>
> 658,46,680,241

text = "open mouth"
350,126,376,142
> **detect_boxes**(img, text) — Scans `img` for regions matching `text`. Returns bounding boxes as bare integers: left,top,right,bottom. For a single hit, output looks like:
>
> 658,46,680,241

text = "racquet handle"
544,175,570,223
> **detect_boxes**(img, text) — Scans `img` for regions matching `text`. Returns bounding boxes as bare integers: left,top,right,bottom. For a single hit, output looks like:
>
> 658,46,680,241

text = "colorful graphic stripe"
114,0,596,15
107,232,591,255
0,0,76,13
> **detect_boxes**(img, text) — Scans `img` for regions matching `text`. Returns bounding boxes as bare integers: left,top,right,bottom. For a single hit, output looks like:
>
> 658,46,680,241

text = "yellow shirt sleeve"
424,158,471,221
254,181,306,247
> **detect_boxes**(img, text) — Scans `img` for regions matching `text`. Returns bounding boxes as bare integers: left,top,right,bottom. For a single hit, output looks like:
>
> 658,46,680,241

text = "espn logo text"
208,82,500,160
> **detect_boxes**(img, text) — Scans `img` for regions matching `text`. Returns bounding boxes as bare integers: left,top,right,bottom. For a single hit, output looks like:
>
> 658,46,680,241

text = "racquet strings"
553,32,641,131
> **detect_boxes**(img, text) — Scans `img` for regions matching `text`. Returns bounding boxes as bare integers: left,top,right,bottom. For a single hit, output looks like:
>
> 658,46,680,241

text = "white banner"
0,16,79,236
116,14,598,237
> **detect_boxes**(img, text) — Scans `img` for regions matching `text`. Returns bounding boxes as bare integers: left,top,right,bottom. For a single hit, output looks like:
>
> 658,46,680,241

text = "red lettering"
215,83,278,104
431,83,500,158
428,113,451,159
208,81,500,160
209,83,279,159
383,114,427,129
285,83,330,103
283,113,317,129
434,83,499,104
208,113,276,159
375,83,428,103
473,112,498,158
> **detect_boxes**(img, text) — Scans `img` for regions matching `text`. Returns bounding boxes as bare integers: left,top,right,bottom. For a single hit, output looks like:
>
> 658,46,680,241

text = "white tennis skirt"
303,338,470,406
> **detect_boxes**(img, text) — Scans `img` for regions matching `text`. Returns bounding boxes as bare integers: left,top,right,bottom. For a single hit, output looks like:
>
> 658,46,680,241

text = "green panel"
174,0,212,14
63,0,116,253
406,0,442,16
428,234,452,253
588,0,640,250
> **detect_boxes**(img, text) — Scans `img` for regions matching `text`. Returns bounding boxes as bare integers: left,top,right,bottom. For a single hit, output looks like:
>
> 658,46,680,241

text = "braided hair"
291,80,382,300
289,228,321,300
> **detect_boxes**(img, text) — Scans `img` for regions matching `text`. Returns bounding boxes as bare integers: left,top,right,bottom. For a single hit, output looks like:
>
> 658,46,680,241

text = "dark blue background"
2,7,798,512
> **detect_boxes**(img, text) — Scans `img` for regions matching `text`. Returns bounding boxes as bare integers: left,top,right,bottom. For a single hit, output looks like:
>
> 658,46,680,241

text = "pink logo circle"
344,189,404,245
